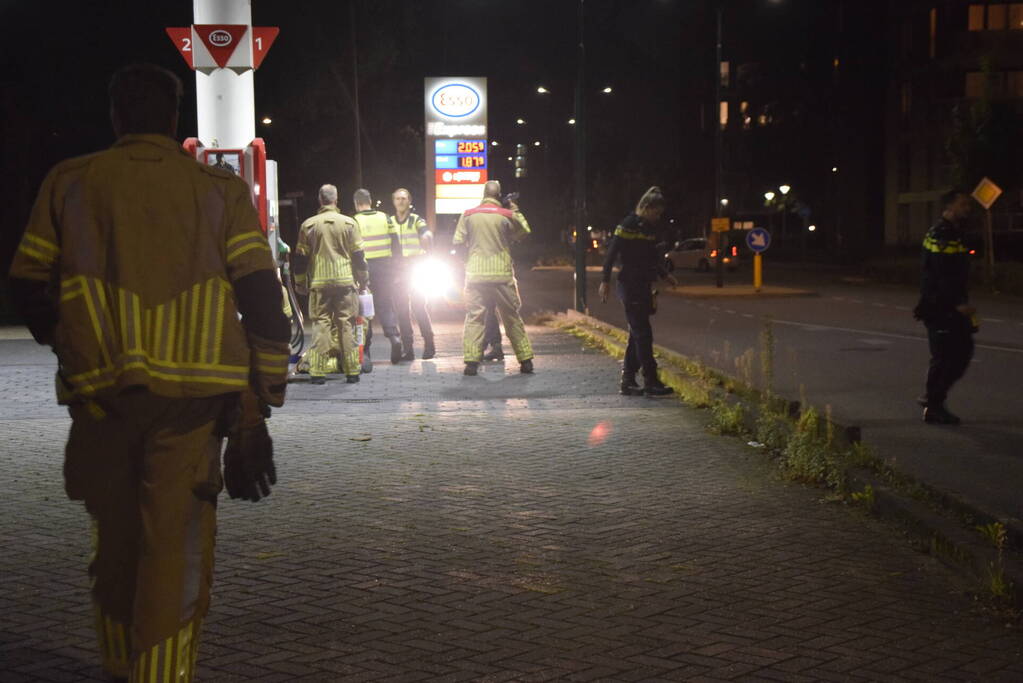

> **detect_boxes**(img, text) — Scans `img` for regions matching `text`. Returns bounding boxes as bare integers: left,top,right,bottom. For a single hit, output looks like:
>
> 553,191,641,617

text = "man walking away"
913,189,977,425
294,184,368,385
353,189,403,367
454,180,534,376
7,63,290,682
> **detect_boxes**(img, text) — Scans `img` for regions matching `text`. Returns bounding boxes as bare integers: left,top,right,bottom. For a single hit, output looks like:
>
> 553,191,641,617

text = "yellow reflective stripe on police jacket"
614,226,656,241
356,211,393,259
390,213,426,257
923,235,968,255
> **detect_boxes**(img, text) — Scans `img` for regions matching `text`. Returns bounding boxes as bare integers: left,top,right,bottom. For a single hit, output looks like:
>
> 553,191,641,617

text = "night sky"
1,0,848,272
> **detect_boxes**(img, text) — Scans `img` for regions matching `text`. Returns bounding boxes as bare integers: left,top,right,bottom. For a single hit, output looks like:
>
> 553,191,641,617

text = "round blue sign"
746,228,771,253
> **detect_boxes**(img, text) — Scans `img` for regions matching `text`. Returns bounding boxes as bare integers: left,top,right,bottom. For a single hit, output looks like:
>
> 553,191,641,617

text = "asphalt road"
516,263,1023,523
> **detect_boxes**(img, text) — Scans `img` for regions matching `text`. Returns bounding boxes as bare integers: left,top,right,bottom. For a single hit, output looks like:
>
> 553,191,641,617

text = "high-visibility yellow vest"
354,210,395,260
388,212,428,258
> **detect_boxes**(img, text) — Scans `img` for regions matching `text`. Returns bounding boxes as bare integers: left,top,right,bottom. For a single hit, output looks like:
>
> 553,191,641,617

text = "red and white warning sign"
166,25,278,71
194,25,248,68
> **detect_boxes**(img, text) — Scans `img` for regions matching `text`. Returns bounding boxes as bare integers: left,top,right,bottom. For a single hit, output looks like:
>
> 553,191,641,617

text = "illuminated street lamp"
261,116,272,125
720,198,730,207
567,118,576,125
764,191,775,202
533,140,541,147
601,86,613,94
537,86,549,94
831,167,838,173
516,118,526,125
779,184,791,195
808,224,817,232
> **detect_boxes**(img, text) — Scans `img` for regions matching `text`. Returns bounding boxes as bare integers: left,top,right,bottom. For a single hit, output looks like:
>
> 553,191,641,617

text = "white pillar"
194,0,254,148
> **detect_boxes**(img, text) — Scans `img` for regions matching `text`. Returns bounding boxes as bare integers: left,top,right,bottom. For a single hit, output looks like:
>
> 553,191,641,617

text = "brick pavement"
1,322,1021,682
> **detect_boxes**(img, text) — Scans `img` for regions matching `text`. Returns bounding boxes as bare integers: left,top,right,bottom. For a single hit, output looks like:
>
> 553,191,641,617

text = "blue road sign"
746,228,771,253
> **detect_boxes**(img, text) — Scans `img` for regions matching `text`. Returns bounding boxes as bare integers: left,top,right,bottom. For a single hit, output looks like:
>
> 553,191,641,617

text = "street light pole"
714,3,724,288
573,0,587,313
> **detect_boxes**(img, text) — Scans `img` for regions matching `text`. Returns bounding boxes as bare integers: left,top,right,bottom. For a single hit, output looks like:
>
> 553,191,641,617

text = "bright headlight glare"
411,258,455,299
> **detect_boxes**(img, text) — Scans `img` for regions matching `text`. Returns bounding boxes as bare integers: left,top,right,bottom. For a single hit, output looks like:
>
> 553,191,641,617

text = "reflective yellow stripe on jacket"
57,275,250,400
923,235,968,255
356,210,394,260
389,213,427,257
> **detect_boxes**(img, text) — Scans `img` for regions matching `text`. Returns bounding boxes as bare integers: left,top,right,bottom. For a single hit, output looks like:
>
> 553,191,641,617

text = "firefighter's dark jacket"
914,217,970,325
601,213,667,285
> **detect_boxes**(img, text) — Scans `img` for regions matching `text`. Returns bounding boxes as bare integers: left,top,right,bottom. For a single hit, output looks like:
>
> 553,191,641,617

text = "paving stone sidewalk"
1,321,1021,682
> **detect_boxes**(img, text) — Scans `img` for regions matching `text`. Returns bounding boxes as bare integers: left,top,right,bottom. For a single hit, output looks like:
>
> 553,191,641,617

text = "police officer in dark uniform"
913,189,977,425
598,186,676,396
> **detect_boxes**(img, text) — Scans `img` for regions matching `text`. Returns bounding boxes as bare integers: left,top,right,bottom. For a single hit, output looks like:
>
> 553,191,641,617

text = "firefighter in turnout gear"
599,186,676,397
389,188,436,360
913,190,977,425
7,64,290,683
294,184,368,385
353,189,403,368
454,180,534,376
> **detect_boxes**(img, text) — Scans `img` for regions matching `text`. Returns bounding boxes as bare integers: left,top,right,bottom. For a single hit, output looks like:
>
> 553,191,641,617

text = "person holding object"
455,180,535,375
294,184,368,384
598,186,677,396
913,189,977,424
7,64,290,682
353,188,403,368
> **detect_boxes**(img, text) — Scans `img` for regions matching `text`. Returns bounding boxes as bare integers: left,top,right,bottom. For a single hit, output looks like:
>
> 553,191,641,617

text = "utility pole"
714,3,724,288
574,0,588,313
349,0,363,188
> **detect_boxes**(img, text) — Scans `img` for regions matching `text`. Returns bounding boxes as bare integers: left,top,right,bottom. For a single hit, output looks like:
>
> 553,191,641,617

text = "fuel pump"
167,1,305,372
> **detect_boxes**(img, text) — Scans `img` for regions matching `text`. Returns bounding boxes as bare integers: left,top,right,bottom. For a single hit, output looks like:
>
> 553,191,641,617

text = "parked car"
665,237,740,272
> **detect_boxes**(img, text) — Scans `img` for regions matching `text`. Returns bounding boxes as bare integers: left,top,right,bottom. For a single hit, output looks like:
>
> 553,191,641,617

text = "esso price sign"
432,84,481,118
209,29,233,46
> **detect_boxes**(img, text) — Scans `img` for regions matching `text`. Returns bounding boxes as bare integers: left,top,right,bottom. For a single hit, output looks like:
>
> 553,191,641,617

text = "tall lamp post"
573,0,587,312
714,3,724,288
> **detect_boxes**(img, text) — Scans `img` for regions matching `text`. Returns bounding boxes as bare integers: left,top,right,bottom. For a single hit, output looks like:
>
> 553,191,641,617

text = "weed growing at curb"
978,522,1012,601
850,484,876,511
709,401,745,436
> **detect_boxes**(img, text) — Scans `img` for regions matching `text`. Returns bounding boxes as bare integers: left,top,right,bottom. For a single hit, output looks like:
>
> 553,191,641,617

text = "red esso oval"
209,30,233,47
432,84,481,118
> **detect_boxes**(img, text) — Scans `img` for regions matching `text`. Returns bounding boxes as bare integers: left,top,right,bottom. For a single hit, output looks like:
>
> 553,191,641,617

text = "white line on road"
772,318,1023,354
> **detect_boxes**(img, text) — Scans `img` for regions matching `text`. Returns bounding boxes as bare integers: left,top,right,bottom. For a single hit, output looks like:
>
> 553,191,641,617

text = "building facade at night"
885,0,1023,248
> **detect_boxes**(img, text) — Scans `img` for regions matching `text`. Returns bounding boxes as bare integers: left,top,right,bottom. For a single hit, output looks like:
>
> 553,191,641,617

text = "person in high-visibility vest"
7,64,290,683
454,180,534,375
353,189,404,368
389,188,436,360
294,184,368,385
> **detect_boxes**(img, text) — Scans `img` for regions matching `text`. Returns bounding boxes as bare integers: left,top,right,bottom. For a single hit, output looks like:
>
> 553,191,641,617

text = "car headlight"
411,258,456,300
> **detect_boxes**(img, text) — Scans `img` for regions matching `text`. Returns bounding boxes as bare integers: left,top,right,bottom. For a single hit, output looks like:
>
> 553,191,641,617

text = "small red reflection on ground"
588,421,612,447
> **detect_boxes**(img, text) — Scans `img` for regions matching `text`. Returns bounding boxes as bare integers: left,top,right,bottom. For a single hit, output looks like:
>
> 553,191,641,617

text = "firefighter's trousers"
462,280,533,363
308,285,359,377
64,391,231,683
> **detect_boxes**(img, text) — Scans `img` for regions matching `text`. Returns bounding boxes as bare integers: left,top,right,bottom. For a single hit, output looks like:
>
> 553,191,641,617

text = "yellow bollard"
754,253,762,292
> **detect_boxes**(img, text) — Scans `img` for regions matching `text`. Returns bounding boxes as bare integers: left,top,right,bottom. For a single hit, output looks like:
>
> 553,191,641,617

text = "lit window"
989,4,1007,30
740,101,749,114
719,101,729,129
720,61,730,88
965,72,986,98
1011,4,1023,28
758,114,768,126
968,4,985,30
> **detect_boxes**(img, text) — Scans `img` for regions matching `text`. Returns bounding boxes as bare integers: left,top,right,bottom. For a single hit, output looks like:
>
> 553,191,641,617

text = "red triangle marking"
252,27,279,70
165,28,193,69
195,24,248,68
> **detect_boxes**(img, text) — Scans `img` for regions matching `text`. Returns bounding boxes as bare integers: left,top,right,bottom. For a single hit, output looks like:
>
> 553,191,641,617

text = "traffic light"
514,143,527,178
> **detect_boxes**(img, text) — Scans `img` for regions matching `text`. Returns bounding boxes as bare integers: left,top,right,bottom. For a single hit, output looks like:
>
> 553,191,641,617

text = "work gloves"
223,390,277,502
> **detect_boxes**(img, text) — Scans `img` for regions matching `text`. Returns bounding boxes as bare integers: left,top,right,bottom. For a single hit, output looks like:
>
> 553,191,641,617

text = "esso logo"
209,30,233,47
432,84,481,118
